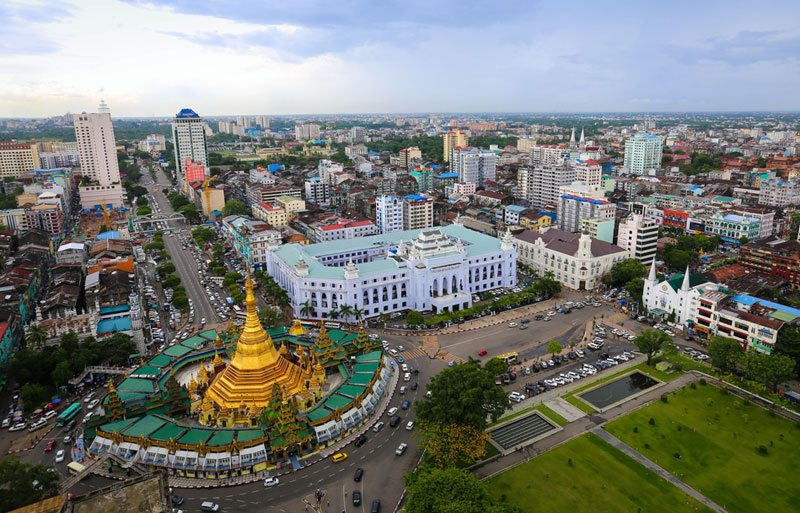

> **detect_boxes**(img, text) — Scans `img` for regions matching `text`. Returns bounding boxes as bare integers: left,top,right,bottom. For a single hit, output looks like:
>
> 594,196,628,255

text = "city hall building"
263,222,517,318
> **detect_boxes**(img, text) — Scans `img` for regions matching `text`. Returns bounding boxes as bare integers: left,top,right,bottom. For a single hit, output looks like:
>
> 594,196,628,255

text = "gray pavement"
592,428,729,513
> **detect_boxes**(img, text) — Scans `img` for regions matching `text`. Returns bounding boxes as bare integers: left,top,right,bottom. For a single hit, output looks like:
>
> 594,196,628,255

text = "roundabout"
84,273,391,485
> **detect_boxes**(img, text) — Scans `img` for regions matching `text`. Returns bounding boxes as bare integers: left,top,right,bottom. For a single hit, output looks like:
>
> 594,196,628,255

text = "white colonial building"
515,228,627,290
642,259,714,327
263,223,517,318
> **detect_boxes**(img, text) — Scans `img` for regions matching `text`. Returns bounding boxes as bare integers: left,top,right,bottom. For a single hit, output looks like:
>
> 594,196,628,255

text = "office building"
295,123,321,141
350,126,365,143
252,202,288,227
255,115,270,129
581,218,615,243
572,159,602,187
74,101,124,208
376,195,404,233
0,142,40,178
518,165,577,209
557,183,615,233
530,145,569,166
759,180,800,207
304,177,329,205
442,130,468,162
623,134,662,175
515,228,627,290
402,195,434,230
138,134,166,152
265,224,517,318
172,108,208,193
397,147,422,169
314,220,377,242
617,213,658,262
450,147,496,186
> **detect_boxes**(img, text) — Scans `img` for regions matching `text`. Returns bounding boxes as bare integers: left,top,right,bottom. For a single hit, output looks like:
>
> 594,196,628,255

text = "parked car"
263,477,279,487
395,443,407,455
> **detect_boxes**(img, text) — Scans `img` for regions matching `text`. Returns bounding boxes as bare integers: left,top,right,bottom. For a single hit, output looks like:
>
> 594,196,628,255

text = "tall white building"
518,165,577,209
572,159,602,187
557,183,615,233
304,177,329,205
402,195,434,230
530,145,570,166
376,195,404,233
74,101,124,208
256,115,270,129
617,213,658,262
318,159,344,185
237,116,252,129
172,108,208,193
450,147,496,186
295,123,321,141
350,126,365,143
759,180,800,207
624,134,662,175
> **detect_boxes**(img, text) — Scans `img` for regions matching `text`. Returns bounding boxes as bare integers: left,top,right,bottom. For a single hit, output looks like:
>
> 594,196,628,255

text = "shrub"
690,382,696,389
649,417,655,425
644,443,651,449
677,425,682,431
660,394,669,403
721,388,730,396
758,445,768,455
699,378,707,385
633,426,638,433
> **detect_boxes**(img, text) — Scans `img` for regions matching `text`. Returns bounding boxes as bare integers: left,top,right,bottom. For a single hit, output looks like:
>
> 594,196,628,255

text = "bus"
496,352,519,365
232,305,246,321
67,461,87,475
57,403,82,426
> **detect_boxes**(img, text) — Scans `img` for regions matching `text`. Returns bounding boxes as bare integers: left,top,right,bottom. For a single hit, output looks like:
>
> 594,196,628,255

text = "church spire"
680,265,691,291
569,127,576,148
579,127,585,149
647,256,657,283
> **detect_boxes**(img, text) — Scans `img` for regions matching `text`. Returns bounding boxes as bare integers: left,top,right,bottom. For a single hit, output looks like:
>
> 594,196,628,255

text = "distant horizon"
2,1,799,117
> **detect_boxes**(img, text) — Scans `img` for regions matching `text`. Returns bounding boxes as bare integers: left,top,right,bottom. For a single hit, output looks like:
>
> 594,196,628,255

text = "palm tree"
328,306,340,320
300,300,315,319
352,307,365,322
338,304,354,324
26,324,47,348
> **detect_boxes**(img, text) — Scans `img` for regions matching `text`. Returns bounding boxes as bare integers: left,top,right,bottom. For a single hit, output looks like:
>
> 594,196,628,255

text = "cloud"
0,1,75,54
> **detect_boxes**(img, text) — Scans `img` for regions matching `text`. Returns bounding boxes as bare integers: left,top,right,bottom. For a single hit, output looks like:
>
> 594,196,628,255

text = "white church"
642,259,717,328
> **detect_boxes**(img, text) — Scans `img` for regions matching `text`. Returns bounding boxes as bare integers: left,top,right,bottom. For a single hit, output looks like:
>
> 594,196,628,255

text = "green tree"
415,360,508,429
0,455,60,512
135,196,148,207
664,248,691,271
221,200,251,217
547,340,562,356
633,328,673,365
25,324,47,348
625,277,645,308
405,466,520,513
533,272,562,297
258,307,283,329
163,274,181,289
20,383,51,411
178,204,201,223
417,422,489,469
192,226,217,243
136,205,152,216
483,357,508,376
739,236,749,245
708,335,744,373
744,351,795,390
300,300,316,319
223,272,243,288
609,259,647,285
406,310,424,326
773,326,800,376
51,360,73,389
156,262,176,275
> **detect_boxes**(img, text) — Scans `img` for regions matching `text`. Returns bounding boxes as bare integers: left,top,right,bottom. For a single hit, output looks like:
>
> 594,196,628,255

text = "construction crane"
202,174,218,214
99,203,110,228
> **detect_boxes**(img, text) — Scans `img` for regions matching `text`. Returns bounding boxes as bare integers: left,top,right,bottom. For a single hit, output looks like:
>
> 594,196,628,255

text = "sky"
1,0,800,117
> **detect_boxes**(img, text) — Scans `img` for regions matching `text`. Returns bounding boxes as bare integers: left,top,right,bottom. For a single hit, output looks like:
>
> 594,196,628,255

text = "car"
404,372,411,382
399,386,407,394
44,439,56,452
200,502,220,512
406,421,414,431
9,422,26,432
397,345,405,351
448,360,456,367
84,392,96,403
401,363,409,372
372,421,384,432
387,407,398,416
540,360,548,369
395,443,407,455
88,399,99,409
478,350,488,356
354,467,364,482
263,477,279,487
354,435,368,447
332,452,348,463
519,324,529,330
410,382,418,390
576,349,585,358
397,355,405,363
55,450,65,463
520,318,531,324
697,354,709,360
390,415,401,427
401,400,410,410
371,499,382,513
353,489,363,505
170,494,184,505
508,323,518,328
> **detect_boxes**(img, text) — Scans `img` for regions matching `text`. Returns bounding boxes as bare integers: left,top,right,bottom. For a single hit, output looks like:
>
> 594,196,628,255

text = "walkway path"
544,397,585,422
592,428,729,513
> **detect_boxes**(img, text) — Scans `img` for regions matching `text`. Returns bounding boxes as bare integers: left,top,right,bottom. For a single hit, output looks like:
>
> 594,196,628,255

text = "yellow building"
443,130,468,162
203,273,321,423
0,141,39,178
253,202,288,227
275,195,305,220
519,212,552,232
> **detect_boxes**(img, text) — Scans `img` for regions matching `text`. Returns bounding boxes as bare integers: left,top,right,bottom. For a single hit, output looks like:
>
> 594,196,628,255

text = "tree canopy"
547,340,563,355
609,259,647,285
708,336,744,373
774,326,800,377
222,200,251,217
0,456,60,512
405,467,521,513
633,328,673,365
415,360,508,430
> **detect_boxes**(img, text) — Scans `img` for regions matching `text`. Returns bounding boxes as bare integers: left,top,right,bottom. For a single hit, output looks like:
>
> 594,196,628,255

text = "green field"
486,433,712,513
606,384,800,513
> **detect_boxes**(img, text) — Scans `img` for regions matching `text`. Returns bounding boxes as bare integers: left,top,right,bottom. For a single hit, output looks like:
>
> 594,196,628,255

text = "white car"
508,323,518,328
263,477,279,487
55,450,65,463
389,349,398,356
406,421,414,431
387,407,398,416
401,364,409,373
397,345,405,352
395,443,407,456
9,422,26,432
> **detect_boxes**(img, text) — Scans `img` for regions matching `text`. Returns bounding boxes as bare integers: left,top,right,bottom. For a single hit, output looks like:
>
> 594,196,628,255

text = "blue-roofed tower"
172,108,208,194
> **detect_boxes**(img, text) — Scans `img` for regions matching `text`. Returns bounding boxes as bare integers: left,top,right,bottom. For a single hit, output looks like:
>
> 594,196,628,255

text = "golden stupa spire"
289,318,306,336
108,378,115,393
213,351,224,366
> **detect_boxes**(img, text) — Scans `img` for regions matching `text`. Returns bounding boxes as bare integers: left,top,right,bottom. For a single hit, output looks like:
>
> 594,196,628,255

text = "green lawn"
606,384,800,513
537,404,569,426
489,403,569,428
564,395,595,414
486,433,712,513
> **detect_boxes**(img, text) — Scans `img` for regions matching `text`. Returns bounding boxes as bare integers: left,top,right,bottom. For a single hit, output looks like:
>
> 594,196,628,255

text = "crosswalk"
398,348,428,360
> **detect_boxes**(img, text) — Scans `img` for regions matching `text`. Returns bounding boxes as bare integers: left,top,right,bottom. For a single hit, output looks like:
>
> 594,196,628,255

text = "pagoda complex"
201,272,325,425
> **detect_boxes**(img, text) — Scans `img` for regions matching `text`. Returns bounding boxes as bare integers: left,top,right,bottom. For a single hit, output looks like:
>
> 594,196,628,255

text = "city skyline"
2,0,800,117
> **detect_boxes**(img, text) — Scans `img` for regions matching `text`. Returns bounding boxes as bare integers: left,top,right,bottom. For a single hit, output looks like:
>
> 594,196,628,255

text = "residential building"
572,159,602,187
442,130,468,162
708,212,761,243
530,145,569,166
138,133,166,152
221,215,282,270
314,220,377,242
515,228,627,290
264,224,517,317
617,213,658,262
411,165,435,192
246,184,303,206
450,147,496,186
662,208,690,231
557,183,615,233
503,205,527,226
518,165,577,209
0,141,40,177
318,159,344,185
172,108,208,194
739,237,800,290
74,101,124,208
274,196,305,219
376,195,404,234
581,218,615,243
623,134,662,175
397,147,422,169
295,123,321,141
642,260,713,326
304,177,329,205
759,180,800,207
350,126,365,143
38,150,79,168
0,208,28,231
183,158,206,190
402,195,434,230
516,138,537,153
519,212,552,232
453,182,476,196
252,202,288,227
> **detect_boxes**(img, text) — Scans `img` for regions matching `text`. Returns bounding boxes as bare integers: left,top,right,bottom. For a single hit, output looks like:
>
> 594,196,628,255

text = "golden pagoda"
203,271,312,410
289,318,306,336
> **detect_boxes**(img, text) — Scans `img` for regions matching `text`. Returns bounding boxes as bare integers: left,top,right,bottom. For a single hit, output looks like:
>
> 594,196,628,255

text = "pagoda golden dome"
289,318,306,336
203,271,311,409
212,351,224,366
